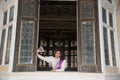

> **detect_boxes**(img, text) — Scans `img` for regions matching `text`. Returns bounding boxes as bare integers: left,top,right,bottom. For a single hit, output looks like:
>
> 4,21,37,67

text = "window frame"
102,6,117,67
5,25,13,64
81,21,96,65
0,3,15,66
18,20,35,64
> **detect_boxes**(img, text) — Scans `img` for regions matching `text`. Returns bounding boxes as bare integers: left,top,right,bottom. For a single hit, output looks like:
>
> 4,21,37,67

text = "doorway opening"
37,1,77,71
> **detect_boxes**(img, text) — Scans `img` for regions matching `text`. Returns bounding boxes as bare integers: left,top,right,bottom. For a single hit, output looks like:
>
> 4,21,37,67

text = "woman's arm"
37,54,53,63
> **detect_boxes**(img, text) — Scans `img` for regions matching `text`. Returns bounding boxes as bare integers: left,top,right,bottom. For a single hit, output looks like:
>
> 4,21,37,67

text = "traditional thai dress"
38,55,67,71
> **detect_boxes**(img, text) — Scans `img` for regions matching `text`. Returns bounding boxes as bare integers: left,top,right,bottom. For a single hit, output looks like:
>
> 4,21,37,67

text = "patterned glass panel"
22,0,36,16
19,21,34,64
103,27,110,65
80,1,94,18
5,26,12,64
81,22,95,64
0,29,6,64
109,12,113,27
110,30,116,66
3,11,7,25
102,8,107,23
9,6,14,22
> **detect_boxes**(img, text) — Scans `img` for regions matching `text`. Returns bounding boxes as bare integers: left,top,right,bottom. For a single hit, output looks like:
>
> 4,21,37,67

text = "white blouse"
38,55,67,72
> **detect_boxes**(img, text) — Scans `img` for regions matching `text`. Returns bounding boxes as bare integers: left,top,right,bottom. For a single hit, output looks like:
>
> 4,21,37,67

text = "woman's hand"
37,51,39,57
50,69,56,72
37,49,43,55
37,49,40,52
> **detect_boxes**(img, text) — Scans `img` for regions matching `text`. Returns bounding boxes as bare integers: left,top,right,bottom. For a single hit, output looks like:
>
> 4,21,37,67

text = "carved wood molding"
40,1,76,16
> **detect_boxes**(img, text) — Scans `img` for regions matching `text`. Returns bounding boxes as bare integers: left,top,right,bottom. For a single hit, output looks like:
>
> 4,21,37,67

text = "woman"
37,49,67,72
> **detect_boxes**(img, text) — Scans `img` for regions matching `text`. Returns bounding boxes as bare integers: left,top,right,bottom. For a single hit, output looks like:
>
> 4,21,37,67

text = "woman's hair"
54,49,65,60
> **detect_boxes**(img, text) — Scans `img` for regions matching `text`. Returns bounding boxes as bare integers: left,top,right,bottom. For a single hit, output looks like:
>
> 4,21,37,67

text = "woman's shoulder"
62,59,67,65
63,59,67,62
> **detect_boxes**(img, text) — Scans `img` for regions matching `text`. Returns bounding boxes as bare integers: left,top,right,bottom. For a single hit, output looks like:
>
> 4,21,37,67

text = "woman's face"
55,51,61,58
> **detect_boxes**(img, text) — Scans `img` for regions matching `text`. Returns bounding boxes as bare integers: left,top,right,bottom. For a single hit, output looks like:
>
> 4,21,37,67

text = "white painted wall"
0,72,120,80
98,0,106,73
0,72,104,80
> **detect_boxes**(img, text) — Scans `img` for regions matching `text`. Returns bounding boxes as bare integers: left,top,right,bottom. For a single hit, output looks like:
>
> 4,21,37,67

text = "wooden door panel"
77,0,101,72
13,0,39,72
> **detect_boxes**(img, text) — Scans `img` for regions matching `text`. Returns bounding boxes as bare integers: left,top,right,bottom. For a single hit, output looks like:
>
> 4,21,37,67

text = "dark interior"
37,1,77,71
